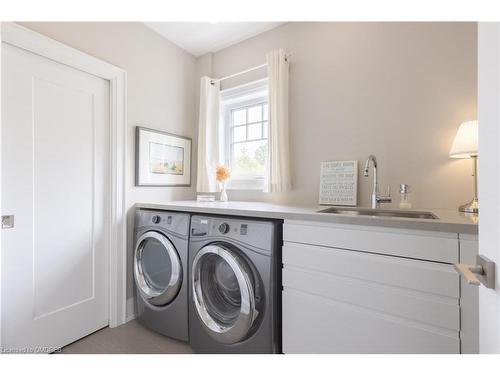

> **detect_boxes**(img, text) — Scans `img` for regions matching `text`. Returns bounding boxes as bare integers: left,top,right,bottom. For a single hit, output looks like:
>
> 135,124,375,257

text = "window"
220,80,268,190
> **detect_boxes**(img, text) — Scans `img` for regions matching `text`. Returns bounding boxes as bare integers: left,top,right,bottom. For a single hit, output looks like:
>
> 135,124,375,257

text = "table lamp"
449,120,479,213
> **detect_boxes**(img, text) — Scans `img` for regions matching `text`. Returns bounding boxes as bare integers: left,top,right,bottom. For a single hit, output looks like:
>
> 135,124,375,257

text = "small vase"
220,182,228,202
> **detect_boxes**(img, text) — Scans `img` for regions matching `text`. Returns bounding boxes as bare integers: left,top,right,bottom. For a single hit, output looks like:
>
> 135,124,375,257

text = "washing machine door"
192,244,258,344
134,231,182,306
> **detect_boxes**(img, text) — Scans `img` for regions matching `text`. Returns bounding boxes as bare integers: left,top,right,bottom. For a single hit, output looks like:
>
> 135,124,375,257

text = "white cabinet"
284,221,459,263
282,220,477,354
459,234,479,354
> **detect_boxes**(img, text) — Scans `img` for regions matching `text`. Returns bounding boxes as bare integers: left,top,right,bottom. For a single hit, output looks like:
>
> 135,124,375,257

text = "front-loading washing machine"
133,209,190,341
188,215,282,353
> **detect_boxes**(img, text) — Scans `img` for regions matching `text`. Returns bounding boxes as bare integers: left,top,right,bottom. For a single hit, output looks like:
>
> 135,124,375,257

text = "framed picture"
319,160,358,206
135,126,192,186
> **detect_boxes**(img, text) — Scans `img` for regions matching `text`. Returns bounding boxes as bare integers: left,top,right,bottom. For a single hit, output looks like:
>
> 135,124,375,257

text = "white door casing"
478,22,500,353
0,22,127,349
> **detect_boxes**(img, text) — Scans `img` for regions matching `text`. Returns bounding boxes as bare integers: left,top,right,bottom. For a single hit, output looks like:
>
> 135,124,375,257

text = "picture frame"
319,160,358,206
135,126,192,187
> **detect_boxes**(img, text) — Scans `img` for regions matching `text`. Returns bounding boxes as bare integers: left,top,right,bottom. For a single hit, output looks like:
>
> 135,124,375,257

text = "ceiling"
144,22,283,57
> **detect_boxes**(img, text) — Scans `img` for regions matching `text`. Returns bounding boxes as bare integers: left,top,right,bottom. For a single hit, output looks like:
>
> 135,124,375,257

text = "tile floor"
60,319,193,354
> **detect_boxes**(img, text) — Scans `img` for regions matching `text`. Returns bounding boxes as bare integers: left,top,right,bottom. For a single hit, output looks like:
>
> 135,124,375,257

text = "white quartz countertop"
135,201,478,235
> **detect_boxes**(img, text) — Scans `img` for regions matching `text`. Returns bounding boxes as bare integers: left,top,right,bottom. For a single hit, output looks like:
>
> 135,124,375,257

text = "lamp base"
459,198,479,214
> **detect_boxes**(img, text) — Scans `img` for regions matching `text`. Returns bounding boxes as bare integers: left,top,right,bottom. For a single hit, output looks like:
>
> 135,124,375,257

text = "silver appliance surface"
133,209,190,341
188,215,282,353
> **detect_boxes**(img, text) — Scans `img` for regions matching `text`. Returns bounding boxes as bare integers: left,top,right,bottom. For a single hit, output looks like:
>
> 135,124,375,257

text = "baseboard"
125,297,136,323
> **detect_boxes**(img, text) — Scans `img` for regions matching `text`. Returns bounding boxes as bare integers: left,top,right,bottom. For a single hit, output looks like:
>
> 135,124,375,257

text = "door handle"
454,254,496,289
1,215,14,229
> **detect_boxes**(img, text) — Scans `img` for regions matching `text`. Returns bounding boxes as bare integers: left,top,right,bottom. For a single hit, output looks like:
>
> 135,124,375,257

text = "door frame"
478,22,500,353
0,22,128,347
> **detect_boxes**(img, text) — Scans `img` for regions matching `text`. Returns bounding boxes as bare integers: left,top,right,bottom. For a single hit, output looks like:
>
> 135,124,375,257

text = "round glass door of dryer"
192,244,259,344
134,231,182,306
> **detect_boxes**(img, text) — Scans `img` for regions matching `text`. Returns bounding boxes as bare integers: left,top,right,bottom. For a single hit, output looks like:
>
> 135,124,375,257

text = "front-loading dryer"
188,215,282,353
134,209,190,341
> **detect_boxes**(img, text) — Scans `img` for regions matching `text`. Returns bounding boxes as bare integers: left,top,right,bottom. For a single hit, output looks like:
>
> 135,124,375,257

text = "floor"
60,319,193,354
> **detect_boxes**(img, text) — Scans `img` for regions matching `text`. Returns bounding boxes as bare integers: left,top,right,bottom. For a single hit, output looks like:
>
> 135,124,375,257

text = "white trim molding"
0,22,128,333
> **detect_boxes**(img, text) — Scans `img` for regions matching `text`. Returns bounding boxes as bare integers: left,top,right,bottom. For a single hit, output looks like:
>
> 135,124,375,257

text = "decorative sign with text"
319,160,358,206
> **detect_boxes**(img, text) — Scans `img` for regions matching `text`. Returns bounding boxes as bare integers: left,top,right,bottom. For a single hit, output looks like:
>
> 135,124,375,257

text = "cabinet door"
282,242,460,354
283,289,460,354
459,235,479,353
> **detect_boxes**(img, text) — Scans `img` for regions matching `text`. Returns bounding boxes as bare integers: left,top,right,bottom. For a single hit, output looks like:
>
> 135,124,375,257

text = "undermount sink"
317,207,439,220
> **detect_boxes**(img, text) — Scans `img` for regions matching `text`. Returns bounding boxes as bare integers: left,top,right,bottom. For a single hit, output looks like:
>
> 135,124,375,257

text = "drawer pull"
453,263,482,285
453,255,495,289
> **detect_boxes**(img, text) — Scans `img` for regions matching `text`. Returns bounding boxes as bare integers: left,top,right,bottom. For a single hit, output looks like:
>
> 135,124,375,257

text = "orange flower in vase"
216,165,231,202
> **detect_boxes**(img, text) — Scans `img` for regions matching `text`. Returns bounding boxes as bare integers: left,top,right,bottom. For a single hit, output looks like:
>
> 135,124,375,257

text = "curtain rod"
211,55,290,85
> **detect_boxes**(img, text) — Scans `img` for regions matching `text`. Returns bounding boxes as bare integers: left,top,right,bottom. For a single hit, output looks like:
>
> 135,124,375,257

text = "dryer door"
134,231,182,306
192,244,258,344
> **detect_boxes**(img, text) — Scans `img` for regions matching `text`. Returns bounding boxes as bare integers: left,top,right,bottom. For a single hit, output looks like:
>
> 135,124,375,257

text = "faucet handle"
377,185,392,204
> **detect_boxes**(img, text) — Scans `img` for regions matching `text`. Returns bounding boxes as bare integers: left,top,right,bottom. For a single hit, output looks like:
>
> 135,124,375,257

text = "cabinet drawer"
284,221,459,263
283,242,460,298
282,289,460,354
283,266,460,331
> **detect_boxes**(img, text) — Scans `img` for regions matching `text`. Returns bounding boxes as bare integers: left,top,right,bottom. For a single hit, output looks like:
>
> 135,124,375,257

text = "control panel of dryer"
190,216,276,252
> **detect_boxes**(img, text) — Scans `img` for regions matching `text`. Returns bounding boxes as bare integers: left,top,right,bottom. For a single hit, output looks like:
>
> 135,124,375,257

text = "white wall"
204,22,477,209
18,22,198,312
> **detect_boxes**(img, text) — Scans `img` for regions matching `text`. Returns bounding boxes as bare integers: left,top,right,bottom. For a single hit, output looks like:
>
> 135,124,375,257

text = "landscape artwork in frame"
136,126,192,186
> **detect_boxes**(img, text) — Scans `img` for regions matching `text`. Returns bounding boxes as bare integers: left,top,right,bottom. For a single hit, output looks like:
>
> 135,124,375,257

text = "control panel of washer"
136,209,189,235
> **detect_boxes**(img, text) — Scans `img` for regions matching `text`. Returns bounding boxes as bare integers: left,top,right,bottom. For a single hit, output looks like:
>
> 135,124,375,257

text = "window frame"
220,79,269,191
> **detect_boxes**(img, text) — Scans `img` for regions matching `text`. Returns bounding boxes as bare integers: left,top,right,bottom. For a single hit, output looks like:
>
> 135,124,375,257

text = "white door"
478,22,500,353
1,42,110,352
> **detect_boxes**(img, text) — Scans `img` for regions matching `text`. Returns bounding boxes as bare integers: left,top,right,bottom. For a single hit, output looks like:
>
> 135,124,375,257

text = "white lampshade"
449,120,478,159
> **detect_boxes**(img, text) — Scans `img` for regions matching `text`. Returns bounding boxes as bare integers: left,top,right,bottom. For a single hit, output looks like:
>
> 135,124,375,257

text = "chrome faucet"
363,155,392,209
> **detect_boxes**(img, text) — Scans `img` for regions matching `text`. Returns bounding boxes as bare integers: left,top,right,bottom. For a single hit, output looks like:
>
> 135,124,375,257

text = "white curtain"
196,77,220,192
266,49,291,192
